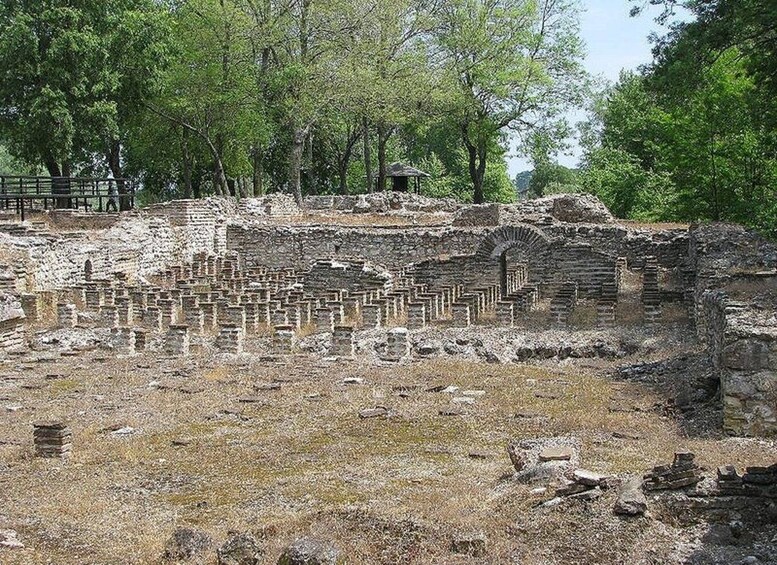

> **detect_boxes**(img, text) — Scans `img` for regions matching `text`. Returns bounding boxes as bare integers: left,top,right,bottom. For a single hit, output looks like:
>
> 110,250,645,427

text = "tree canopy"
0,0,586,206
576,0,777,236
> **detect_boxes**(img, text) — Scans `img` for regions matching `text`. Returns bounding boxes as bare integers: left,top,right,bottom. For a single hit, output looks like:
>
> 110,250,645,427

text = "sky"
507,0,688,175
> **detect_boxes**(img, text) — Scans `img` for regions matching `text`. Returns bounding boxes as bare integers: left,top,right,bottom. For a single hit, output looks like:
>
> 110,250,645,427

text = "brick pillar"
315,308,334,333
406,303,426,330
330,325,355,358
216,324,244,355
164,324,190,356
451,303,471,327
110,326,136,354
383,327,409,361
57,303,77,329
272,325,296,353
361,304,381,329
133,328,147,351
33,422,72,459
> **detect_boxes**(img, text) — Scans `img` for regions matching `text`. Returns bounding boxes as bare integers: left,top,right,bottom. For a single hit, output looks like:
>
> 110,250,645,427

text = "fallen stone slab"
358,407,388,419
614,478,648,517
539,447,573,462
573,469,609,487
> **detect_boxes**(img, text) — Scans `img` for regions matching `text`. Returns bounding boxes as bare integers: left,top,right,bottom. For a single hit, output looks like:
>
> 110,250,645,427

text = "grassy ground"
1,347,775,564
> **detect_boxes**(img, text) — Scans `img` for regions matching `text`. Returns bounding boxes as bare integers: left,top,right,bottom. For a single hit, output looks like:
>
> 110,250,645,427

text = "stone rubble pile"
643,451,703,490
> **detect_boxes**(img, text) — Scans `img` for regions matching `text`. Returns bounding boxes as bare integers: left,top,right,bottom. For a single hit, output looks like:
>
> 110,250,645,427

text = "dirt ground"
1,340,776,564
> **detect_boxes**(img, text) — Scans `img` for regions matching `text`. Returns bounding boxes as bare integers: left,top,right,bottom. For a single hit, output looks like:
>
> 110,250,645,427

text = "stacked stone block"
330,325,355,357
33,422,72,459
57,303,77,329
642,257,662,325
110,327,136,354
272,325,296,353
406,302,426,330
451,303,471,326
216,324,244,354
361,304,382,329
596,281,618,328
164,325,190,356
550,282,578,324
383,327,410,361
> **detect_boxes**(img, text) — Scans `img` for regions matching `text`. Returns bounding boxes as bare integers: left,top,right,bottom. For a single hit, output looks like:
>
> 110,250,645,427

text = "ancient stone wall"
4,199,234,292
701,291,777,436
227,224,486,271
302,260,393,294
0,265,25,350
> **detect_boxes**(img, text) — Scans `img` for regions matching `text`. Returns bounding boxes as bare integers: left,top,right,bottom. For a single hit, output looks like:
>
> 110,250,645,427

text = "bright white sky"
507,0,689,175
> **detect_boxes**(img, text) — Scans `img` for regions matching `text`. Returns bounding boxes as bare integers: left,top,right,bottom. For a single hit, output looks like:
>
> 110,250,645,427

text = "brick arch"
475,225,551,260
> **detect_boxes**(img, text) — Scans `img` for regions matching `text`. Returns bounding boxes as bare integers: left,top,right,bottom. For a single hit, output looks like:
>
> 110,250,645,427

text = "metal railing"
0,176,136,220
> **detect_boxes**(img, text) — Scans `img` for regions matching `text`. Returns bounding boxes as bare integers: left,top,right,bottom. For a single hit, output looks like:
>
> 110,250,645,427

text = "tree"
580,52,777,235
0,1,168,190
145,0,261,197
436,0,586,203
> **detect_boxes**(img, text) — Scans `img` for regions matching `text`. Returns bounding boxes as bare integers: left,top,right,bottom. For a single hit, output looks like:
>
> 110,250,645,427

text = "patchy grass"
1,350,775,564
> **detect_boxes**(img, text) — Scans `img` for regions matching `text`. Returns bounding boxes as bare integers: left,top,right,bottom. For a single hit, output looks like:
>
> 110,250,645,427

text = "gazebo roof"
385,162,430,178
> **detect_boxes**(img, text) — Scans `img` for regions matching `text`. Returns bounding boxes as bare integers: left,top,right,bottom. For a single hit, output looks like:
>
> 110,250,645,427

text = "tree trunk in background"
377,124,387,192
237,177,250,198
45,159,68,209
305,131,315,195
209,147,228,197
289,125,309,207
181,129,193,198
464,131,487,204
252,146,263,196
338,161,349,195
363,117,372,193
107,139,130,211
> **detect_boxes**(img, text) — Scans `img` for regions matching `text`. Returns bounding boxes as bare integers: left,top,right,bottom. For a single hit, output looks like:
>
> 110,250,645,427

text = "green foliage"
0,0,169,175
436,0,586,202
580,36,777,236
0,0,585,205
529,162,578,198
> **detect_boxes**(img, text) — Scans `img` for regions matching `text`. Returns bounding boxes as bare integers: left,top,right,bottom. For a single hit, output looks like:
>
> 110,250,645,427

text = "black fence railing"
0,176,136,220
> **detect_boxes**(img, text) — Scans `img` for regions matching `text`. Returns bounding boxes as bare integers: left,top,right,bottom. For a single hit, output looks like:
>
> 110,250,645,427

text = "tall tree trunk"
251,146,263,196
464,130,487,204
45,158,68,209
107,139,130,211
363,117,372,193
213,159,228,197
290,125,309,207
377,124,388,192
338,161,349,195
181,128,193,198
204,138,228,197
305,131,316,195
44,159,61,178
337,138,357,196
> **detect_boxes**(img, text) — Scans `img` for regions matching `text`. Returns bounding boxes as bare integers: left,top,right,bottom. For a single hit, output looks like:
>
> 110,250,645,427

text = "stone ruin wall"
226,224,486,271
0,264,25,351
1,198,234,292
